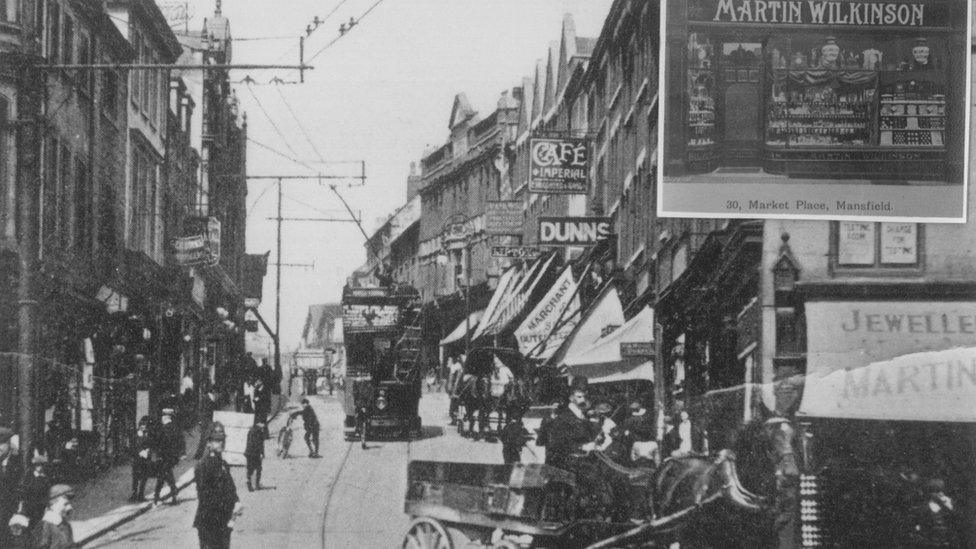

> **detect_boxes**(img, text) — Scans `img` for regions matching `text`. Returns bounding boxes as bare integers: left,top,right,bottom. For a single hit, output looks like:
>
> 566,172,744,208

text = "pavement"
69,394,289,546
78,387,529,548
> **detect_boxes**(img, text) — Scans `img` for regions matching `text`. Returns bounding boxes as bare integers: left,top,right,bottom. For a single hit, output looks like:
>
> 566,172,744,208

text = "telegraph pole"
241,170,365,391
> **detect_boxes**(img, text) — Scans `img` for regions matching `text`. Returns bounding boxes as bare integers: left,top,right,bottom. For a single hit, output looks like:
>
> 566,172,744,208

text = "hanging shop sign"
528,137,590,194
178,217,221,266
620,341,655,357
692,0,947,27
486,201,524,235
490,246,544,260
342,303,400,333
538,217,612,246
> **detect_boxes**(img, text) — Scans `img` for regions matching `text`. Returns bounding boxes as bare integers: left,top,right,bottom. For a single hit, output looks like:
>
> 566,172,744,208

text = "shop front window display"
765,34,945,148
687,33,716,147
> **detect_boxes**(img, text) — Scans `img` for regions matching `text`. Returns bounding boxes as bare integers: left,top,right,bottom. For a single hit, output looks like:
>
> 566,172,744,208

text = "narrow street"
85,389,500,548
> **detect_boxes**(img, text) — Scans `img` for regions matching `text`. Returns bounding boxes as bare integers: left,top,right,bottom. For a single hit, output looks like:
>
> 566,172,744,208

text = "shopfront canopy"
474,254,556,339
563,306,655,382
799,346,976,423
546,283,624,368
583,360,654,385
439,309,485,346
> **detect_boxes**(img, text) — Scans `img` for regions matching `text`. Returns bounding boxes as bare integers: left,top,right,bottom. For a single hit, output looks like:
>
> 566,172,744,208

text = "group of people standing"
129,408,186,505
0,428,78,548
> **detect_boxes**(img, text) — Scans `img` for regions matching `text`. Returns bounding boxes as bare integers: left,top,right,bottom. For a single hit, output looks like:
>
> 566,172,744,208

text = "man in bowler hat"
153,408,185,506
194,422,240,549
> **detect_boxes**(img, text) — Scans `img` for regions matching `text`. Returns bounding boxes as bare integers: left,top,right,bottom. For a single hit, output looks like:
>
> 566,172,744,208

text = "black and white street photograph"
659,0,972,221
0,0,975,548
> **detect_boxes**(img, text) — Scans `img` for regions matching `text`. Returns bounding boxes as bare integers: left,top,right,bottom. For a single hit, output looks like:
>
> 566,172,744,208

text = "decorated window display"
687,33,716,147
766,34,946,148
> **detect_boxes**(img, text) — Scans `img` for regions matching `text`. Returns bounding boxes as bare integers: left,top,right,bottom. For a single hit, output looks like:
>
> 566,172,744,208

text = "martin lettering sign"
490,246,544,260
805,301,976,378
529,137,590,194
486,201,524,235
690,0,950,27
620,342,655,357
538,217,612,246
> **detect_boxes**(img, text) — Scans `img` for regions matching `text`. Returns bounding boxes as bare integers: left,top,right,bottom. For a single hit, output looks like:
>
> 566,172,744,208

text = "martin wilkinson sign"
528,137,590,194
694,0,946,27
538,217,612,246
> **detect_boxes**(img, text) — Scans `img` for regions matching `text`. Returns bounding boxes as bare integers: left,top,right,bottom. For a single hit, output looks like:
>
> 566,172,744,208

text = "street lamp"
440,214,473,357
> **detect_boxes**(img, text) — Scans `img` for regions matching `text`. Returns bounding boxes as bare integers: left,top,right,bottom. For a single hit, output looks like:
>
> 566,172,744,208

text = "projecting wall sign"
538,217,612,246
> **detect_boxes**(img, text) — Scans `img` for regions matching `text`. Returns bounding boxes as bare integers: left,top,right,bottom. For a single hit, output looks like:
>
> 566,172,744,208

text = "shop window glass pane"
880,223,917,264
837,221,875,265
878,37,946,147
687,33,715,147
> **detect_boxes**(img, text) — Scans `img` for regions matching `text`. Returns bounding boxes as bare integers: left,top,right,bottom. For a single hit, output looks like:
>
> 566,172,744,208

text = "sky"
163,0,615,351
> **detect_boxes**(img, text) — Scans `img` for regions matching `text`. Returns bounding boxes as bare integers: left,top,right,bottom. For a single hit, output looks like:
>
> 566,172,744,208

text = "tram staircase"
393,307,424,384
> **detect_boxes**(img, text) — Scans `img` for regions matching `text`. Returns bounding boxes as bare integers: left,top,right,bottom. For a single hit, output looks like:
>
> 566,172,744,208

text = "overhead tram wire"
276,86,327,164
246,136,317,172
245,82,303,160
306,0,387,63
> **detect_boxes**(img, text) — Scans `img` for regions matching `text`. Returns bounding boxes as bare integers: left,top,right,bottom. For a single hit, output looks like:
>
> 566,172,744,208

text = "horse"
493,377,530,431
454,374,491,439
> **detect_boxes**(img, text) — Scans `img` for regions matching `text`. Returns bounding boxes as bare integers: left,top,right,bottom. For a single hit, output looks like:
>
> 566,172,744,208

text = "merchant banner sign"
690,0,950,27
528,137,590,194
538,217,612,246
342,304,400,333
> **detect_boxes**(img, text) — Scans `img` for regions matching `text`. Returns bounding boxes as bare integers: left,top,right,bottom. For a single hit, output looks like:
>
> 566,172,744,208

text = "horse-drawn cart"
402,451,768,548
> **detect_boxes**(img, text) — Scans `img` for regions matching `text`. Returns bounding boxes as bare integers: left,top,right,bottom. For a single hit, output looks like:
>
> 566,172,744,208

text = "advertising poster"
658,0,971,221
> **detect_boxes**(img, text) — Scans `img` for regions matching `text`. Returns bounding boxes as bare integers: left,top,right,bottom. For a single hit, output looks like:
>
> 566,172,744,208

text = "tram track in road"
318,434,414,548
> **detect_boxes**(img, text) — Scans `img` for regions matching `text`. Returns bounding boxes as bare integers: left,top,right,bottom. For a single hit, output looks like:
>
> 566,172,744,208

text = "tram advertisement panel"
342,303,400,333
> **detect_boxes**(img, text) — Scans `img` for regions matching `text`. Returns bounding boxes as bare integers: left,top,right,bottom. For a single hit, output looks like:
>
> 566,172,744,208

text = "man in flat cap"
17,453,52,542
153,408,185,506
30,484,74,549
194,422,241,549
0,427,23,547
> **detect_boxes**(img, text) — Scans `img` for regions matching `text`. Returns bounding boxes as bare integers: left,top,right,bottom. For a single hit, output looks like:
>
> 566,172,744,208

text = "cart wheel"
402,517,455,549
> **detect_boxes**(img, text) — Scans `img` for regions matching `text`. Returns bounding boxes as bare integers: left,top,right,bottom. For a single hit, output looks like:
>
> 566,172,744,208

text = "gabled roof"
575,37,598,56
517,75,535,139
448,93,477,130
542,41,559,117
531,58,547,123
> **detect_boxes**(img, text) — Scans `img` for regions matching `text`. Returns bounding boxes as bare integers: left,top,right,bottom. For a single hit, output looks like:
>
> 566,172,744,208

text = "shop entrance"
720,42,763,167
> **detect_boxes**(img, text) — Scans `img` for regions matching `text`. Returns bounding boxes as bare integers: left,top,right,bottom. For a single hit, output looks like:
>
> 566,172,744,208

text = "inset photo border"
657,0,972,222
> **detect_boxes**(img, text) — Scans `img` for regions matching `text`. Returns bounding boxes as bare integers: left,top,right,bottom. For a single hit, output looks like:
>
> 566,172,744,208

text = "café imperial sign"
699,0,938,26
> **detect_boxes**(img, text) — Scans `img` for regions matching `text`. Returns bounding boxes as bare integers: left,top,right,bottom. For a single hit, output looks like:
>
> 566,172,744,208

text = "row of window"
40,137,93,256
130,31,168,129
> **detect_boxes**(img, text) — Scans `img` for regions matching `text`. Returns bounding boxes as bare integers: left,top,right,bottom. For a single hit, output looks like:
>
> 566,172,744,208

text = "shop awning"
439,309,485,346
546,283,624,367
563,307,654,379
799,346,976,423
474,254,556,339
471,265,523,341
515,265,581,359
584,360,654,385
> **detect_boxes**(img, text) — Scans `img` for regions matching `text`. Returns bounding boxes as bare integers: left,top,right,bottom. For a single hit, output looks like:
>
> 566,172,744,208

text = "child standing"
244,420,265,491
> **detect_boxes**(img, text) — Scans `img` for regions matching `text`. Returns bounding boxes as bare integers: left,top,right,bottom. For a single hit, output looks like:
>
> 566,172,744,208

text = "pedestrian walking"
0,427,23,548
153,409,185,506
17,455,52,536
499,414,531,464
29,484,74,549
194,389,218,460
193,422,241,549
446,356,463,425
244,421,265,492
251,379,272,436
129,416,156,502
289,399,321,457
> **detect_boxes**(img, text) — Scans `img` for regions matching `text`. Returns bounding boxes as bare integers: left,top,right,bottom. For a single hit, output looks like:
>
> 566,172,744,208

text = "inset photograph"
659,0,971,221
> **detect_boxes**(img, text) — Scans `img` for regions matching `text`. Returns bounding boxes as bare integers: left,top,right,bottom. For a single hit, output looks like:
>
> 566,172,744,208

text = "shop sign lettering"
529,137,590,194
698,0,944,27
538,217,612,246
342,304,399,332
490,246,544,259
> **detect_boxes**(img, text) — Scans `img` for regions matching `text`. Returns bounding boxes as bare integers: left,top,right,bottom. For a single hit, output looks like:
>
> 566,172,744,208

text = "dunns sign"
538,217,612,246
694,0,948,27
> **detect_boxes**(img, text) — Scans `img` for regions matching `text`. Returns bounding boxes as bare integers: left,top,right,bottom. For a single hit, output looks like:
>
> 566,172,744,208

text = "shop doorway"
721,42,763,167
